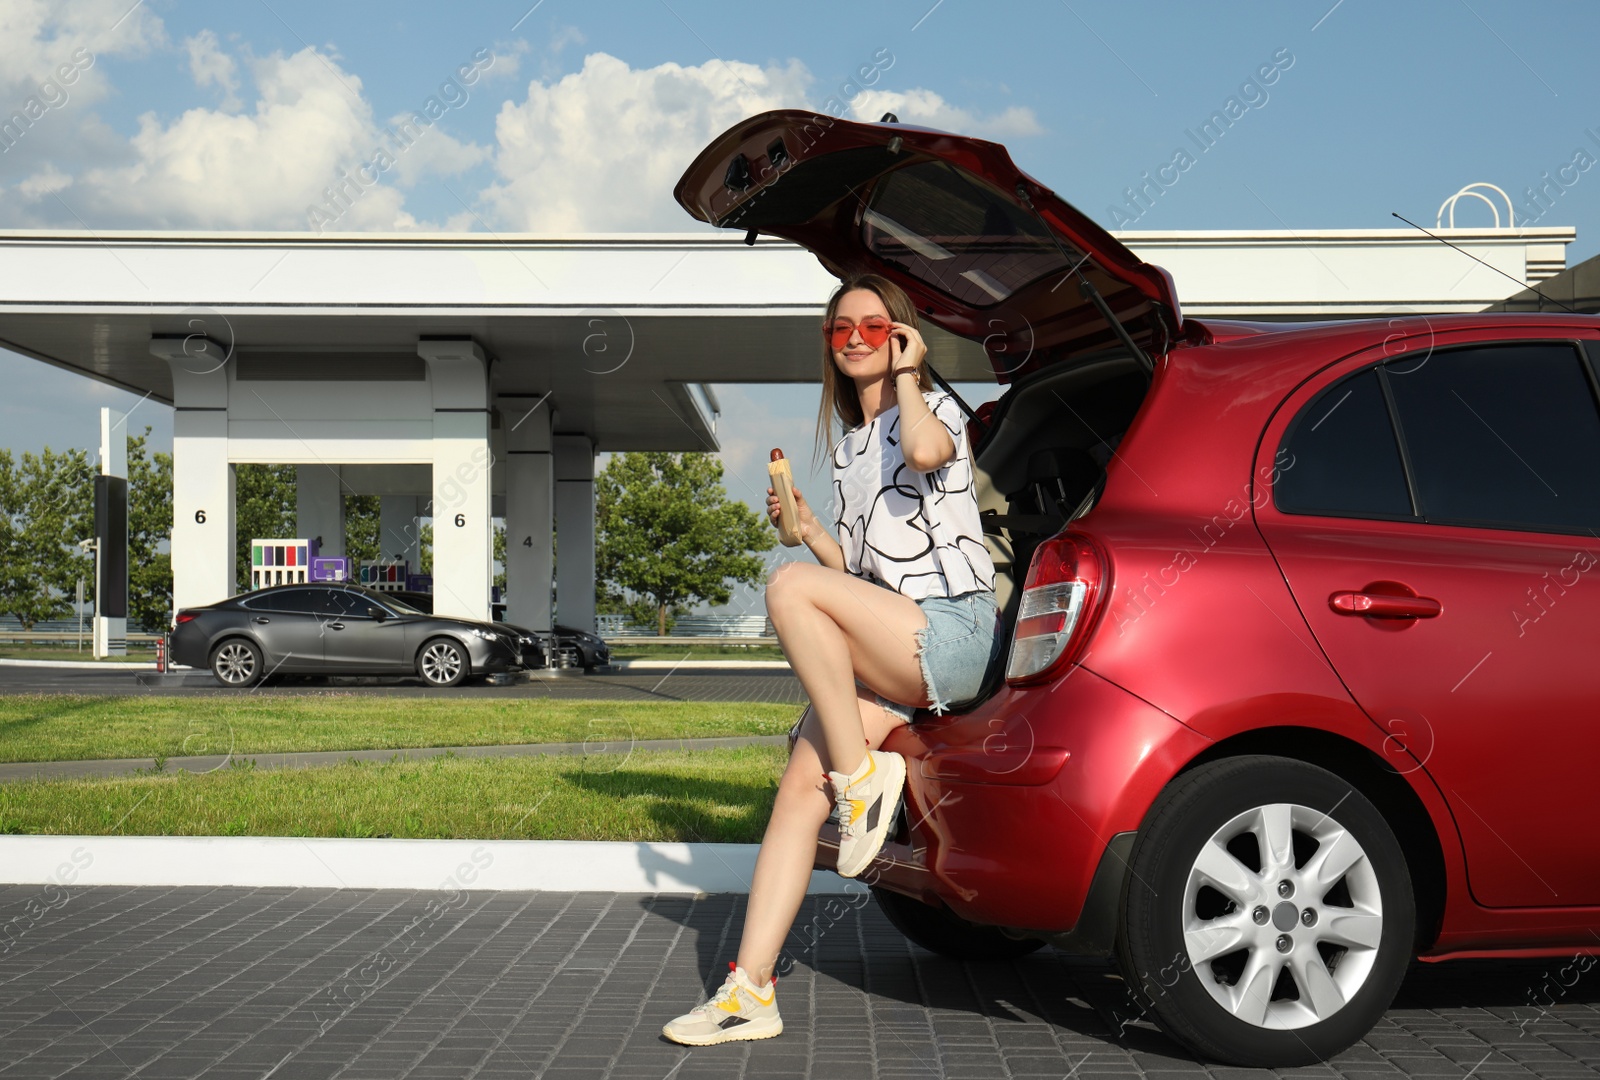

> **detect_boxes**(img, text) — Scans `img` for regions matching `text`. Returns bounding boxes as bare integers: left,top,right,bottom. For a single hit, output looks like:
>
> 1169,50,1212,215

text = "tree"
345,494,380,567
0,447,94,629
493,520,506,594
234,464,297,592
0,451,21,623
595,452,774,636
419,521,433,575
127,428,173,630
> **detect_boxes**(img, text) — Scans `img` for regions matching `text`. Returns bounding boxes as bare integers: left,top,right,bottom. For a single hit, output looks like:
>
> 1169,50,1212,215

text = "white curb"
0,836,858,894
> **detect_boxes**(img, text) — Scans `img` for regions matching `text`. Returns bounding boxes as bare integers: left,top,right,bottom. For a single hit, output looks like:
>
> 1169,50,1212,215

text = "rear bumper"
169,625,213,670
819,665,1207,934
813,824,1135,957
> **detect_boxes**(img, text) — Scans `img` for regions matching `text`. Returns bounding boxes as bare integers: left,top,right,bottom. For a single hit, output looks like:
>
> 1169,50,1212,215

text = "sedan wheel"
1118,756,1413,1067
210,639,264,688
417,638,468,687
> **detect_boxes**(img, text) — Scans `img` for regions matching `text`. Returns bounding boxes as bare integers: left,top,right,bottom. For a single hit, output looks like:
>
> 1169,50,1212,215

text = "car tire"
416,637,469,688
210,638,264,688
872,887,1046,961
1117,755,1414,1067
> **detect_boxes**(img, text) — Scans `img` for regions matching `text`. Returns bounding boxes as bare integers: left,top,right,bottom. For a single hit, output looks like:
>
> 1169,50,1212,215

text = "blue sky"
4,0,1599,598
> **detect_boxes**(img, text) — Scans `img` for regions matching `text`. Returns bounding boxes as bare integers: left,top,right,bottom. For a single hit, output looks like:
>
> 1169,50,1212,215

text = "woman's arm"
888,322,956,472
767,483,845,571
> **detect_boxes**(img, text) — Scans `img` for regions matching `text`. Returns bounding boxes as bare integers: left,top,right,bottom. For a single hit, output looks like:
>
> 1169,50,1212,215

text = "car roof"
1180,311,1600,376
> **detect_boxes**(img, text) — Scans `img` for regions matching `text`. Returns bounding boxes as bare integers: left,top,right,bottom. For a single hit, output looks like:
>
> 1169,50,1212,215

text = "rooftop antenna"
1390,211,1577,314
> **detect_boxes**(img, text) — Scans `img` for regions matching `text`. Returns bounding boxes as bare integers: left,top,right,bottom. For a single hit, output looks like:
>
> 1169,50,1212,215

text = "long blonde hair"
813,273,934,463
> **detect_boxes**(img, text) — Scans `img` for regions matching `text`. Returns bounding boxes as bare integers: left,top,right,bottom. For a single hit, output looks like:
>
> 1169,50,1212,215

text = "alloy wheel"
214,642,257,684
421,641,463,684
1182,801,1383,1030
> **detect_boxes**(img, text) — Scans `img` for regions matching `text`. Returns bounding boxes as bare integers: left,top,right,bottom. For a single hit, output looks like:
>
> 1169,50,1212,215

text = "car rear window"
1384,342,1600,534
249,589,324,614
862,160,1075,307
1275,368,1413,519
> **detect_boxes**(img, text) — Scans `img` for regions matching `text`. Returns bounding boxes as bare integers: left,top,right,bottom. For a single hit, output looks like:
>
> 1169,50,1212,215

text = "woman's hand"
888,321,927,375
767,482,823,544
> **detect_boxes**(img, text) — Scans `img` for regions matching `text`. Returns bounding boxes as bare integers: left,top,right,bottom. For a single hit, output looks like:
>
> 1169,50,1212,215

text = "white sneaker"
661,961,782,1045
829,749,906,878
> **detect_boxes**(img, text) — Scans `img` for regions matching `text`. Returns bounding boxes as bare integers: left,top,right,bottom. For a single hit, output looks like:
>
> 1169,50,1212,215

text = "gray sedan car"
171,584,530,687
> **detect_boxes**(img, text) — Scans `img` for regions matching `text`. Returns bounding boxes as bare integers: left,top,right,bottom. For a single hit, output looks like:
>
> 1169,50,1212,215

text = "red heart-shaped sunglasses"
823,317,892,351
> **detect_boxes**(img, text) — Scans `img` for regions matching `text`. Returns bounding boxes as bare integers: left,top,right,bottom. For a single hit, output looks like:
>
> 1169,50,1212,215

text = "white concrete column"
554,435,596,634
379,495,421,567
93,408,128,656
499,395,553,634
420,339,492,622
296,466,345,558
156,338,235,615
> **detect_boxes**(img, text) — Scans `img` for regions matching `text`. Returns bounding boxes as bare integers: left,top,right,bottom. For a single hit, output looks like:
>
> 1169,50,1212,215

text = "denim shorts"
862,588,1003,722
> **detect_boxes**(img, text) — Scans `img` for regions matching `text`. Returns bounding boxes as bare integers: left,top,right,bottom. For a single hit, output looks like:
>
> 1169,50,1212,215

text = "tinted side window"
268,589,322,614
1385,343,1600,533
314,588,377,619
1275,368,1413,518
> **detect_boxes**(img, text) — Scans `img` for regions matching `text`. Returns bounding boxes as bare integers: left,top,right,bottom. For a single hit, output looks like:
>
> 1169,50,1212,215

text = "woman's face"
829,288,893,381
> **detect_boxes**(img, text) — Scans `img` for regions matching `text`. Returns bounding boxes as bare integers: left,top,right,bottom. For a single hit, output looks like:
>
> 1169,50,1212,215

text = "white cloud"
848,88,1044,139
0,0,165,190
479,51,814,232
0,18,1042,235
67,46,406,230
184,29,241,111
15,164,71,198
474,50,1044,233
4,39,495,231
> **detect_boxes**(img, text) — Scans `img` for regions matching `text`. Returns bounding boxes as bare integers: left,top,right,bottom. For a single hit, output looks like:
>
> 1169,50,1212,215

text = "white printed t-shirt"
830,389,996,600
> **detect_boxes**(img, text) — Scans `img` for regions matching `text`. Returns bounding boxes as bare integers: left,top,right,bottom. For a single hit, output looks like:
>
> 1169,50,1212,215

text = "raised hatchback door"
673,109,1182,382
1255,334,1600,908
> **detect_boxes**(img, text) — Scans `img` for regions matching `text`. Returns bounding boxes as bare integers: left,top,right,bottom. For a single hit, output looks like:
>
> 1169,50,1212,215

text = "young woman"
663,273,1003,1046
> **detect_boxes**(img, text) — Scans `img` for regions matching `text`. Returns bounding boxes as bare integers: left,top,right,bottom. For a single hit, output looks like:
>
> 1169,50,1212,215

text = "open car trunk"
676,109,1181,705
674,109,1183,383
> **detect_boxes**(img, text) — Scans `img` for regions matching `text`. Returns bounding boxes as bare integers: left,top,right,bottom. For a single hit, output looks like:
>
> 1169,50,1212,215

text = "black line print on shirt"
831,391,996,597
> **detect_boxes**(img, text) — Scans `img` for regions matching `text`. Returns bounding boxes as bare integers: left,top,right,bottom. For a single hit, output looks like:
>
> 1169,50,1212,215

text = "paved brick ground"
0,886,1595,1079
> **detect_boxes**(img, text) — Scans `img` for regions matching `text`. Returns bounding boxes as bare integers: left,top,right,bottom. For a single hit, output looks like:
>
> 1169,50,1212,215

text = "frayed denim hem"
912,621,951,715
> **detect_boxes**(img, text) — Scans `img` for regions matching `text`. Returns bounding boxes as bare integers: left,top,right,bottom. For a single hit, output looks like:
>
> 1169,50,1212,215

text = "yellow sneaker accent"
662,963,783,1046
830,749,907,879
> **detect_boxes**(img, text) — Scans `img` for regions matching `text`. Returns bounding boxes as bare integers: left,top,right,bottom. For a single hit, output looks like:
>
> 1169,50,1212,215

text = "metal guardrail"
0,632,160,644
597,614,773,638
604,636,779,648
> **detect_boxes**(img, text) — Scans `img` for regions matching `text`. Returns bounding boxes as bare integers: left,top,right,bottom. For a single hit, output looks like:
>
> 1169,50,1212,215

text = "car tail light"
1005,532,1107,685
174,611,198,624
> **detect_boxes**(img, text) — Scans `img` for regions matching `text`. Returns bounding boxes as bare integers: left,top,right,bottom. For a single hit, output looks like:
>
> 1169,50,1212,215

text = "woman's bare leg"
736,693,908,986
764,562,930,778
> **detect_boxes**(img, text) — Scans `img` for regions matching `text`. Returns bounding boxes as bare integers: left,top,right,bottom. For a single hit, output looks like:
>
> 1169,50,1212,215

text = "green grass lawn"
0,645,152,663
0,695,801,764
608,643,786,661
0,746,786,842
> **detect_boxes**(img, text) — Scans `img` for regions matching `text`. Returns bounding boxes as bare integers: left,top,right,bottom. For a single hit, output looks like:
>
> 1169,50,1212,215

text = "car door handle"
1329,591,1442,618
327,622,345,631
252,617,270,624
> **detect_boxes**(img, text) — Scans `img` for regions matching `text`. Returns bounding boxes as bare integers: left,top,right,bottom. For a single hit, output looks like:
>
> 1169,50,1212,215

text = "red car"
676,110,1600,1066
